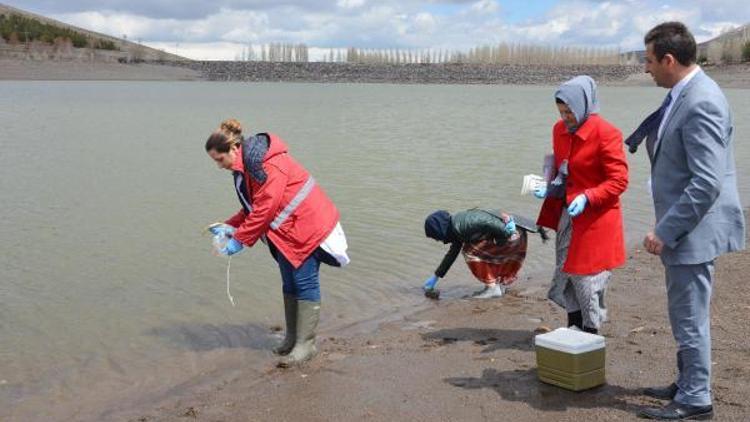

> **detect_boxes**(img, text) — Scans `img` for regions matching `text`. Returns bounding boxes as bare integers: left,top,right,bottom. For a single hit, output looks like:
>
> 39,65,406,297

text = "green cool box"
534,328,606,391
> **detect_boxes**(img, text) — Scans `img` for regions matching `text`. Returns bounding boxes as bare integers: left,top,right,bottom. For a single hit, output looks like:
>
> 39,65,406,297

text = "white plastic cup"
521,174,546,195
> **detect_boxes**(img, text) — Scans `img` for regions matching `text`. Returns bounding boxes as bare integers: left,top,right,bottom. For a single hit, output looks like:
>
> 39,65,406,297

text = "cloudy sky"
7,0,750,60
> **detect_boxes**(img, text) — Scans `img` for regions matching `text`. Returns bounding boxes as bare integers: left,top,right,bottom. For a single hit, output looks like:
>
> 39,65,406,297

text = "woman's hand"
220,238,244,256
503,217,516,235
207,222,236,237
423,275,439,291
534,185,547,199
567,194,588,217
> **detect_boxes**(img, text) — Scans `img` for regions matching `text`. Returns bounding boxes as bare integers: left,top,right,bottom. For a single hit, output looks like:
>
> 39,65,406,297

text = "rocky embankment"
177,61,642,85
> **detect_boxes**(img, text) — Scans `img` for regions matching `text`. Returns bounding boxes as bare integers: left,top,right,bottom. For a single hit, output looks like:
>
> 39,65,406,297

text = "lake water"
1,81,748,420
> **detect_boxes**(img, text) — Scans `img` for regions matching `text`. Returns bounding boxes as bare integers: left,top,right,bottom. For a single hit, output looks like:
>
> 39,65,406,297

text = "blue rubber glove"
567,194,588,217
220,238,244,256
208,223,236,237
504,217,516,235
423,275,439,291
534,185,547,199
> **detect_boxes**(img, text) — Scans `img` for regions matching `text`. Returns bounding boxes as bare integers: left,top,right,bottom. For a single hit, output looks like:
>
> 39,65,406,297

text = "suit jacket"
651,70,745,265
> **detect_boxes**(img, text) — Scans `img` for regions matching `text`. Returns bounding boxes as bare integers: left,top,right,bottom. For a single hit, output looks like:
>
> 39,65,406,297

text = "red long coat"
536,114,628,275
225,134,339,268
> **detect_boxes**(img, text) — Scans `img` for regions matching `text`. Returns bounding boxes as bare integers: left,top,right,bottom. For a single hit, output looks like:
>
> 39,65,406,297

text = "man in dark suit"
629,22,745,420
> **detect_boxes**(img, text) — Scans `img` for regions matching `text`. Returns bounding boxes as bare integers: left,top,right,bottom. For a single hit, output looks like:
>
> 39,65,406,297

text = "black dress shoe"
644,383,678,400
638,401,713,420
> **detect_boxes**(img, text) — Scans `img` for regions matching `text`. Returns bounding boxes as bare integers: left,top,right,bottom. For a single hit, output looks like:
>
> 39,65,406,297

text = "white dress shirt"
657,65,701,143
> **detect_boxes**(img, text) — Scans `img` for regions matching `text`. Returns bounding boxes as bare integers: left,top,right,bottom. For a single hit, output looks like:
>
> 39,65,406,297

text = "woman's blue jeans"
271,244,321,302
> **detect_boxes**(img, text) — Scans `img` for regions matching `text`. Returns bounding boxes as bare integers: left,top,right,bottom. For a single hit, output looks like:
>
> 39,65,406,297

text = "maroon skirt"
462,231,528,285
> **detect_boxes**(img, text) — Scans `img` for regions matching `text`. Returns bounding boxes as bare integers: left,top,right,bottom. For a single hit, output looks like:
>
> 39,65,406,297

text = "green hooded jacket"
434,209,510,278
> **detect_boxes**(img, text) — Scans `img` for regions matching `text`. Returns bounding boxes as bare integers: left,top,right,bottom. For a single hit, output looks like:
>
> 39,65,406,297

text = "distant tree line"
235,42,308,62
233,42,626,65
0,13,118,50
341,44,624,65
242,29,750,65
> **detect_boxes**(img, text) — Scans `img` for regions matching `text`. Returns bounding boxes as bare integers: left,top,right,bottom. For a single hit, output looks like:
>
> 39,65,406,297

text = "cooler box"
534,327,606,391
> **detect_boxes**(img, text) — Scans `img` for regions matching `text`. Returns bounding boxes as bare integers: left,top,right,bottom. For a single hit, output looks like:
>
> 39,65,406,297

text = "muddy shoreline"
116,214,750,422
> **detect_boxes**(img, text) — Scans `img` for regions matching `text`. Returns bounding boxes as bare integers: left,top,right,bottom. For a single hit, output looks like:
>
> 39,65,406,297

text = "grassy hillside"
0,3,187,61
621,22,750,65
698,23,750,63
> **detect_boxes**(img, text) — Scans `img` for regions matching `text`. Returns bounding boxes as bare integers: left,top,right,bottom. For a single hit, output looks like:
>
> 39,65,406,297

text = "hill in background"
0,2,187,62
698,23,750,64
625,23,750,65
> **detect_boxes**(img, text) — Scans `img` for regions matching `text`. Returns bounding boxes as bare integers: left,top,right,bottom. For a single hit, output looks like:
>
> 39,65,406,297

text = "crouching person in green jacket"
423,209,548,299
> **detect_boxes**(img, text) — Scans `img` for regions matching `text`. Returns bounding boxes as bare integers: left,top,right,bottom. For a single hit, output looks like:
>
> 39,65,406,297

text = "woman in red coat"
535,76,628,334
205,118,349,366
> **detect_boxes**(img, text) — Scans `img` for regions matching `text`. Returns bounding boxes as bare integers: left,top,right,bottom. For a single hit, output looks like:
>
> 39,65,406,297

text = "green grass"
0,13,118,50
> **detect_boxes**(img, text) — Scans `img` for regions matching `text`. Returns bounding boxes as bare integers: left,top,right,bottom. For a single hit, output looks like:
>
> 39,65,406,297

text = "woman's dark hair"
205,118,243,153
644,21,696,66
555,98,565,104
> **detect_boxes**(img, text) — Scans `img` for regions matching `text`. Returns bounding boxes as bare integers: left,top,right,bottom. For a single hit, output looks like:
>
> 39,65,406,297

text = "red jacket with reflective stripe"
536,115,629,275
225,133,340,268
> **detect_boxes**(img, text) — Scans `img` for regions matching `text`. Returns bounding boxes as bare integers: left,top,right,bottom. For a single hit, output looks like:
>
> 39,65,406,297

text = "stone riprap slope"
178,61,642,85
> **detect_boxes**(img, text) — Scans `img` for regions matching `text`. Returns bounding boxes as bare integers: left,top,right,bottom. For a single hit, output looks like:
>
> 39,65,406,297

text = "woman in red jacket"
205,118,349,366
535,76,628,334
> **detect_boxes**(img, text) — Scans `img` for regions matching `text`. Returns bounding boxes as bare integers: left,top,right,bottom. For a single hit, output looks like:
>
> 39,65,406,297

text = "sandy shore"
115,217,750,422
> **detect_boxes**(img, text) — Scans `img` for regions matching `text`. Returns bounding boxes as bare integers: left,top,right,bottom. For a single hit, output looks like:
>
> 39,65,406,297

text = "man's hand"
643,231,664,255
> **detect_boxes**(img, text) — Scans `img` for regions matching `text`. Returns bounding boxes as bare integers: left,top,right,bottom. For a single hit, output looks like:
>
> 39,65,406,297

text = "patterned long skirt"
461,231,528,286
547,208,610,329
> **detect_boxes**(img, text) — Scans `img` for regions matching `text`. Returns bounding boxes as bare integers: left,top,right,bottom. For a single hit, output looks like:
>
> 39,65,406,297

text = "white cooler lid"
534,327,605,354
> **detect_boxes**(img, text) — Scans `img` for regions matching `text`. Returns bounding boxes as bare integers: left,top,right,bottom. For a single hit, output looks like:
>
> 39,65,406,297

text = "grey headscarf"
554,75,599,133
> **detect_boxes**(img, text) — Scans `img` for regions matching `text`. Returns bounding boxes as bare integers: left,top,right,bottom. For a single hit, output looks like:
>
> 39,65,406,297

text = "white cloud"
53,8,270,43
413,12,437,32
337,0,366,9
145,41,243,60
43,0,750,59
51,11,161,41
144,42,348,61
470,0,499,14
497,1,706,50
697,21,744,41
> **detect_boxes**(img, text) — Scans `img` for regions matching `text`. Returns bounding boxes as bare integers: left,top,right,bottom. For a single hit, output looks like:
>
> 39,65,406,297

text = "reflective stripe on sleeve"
270,177,316,230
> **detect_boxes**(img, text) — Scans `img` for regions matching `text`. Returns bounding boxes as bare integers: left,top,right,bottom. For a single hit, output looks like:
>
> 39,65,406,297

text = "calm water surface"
1,81,748,420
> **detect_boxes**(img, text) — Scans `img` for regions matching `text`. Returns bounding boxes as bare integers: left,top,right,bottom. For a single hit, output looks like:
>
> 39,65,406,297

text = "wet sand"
120,218,750,421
